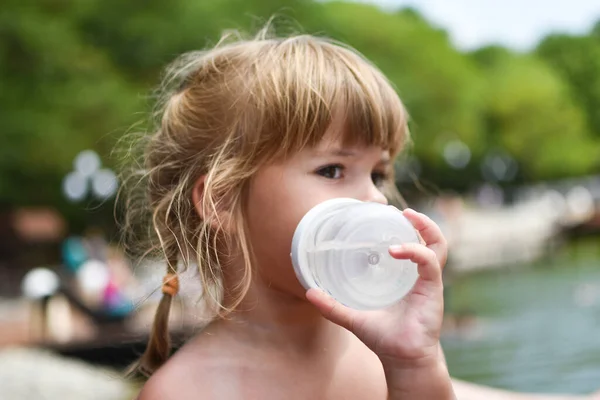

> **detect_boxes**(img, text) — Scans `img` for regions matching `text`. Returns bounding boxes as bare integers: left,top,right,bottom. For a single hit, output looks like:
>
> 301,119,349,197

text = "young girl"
127,28,595,400
124,26,452,399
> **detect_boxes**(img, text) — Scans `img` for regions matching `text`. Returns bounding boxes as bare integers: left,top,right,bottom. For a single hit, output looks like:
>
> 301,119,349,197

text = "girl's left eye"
371,171,388,187
316,164,344,179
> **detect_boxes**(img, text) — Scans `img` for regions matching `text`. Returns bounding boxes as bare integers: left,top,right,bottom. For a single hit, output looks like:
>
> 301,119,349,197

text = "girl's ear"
192,175,236,234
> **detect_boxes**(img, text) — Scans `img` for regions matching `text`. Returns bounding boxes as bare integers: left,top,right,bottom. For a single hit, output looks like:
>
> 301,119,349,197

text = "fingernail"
389,245,403,252
308,288,326,298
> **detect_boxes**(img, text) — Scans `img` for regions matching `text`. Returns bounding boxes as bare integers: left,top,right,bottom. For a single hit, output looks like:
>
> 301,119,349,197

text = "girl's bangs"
256,37,409,159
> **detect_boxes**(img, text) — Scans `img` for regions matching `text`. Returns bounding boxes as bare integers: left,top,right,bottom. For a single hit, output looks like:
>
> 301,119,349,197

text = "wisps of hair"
119,20,410,378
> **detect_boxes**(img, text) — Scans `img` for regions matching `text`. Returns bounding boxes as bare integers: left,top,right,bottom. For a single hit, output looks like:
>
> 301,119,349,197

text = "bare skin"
139,328,597,400
142,297,388,399
137,134,597,400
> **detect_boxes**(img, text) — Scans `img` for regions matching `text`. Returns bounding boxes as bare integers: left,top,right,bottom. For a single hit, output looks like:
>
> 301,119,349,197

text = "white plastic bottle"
291,198,420,310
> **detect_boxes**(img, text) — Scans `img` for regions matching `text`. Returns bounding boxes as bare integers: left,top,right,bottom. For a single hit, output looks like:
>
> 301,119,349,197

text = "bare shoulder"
135,371,173,400
136,355,244,400
135,335,274,400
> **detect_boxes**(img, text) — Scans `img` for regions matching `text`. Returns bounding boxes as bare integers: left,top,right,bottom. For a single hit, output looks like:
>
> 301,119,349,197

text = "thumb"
306,288,360,332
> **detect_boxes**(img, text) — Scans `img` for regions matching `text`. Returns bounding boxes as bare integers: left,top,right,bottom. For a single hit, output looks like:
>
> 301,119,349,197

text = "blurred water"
442,242,600,394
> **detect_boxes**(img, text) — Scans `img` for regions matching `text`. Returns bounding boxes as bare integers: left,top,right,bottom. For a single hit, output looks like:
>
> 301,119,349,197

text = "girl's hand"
306,208,447,366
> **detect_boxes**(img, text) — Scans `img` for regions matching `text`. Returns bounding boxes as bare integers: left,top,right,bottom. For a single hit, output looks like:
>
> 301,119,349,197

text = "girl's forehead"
316,132,389,153
315,114,396,156
309,139,391,162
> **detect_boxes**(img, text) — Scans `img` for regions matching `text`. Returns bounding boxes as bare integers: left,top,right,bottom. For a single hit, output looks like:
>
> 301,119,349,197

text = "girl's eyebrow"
314,148,358,157
314,148,391,164
377,153,391,166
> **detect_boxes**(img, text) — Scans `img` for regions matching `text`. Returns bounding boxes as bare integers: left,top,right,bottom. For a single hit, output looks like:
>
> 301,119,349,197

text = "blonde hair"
123,26,410,377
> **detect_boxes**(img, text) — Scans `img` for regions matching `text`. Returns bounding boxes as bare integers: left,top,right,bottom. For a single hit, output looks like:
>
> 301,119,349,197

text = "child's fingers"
306,288,363,333
389,243,442,283
402,209,448,268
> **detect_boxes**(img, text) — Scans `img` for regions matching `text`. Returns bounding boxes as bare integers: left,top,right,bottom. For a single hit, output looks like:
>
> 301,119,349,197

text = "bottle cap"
291,198,420,310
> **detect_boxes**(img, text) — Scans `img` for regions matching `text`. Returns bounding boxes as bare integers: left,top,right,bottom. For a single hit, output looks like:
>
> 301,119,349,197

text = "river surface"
442,240,600,394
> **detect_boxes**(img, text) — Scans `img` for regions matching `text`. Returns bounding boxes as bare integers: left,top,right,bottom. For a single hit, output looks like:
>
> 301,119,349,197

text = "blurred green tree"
537,32,600,139
0,0,599,231
472,48,598,180
0,1,139,215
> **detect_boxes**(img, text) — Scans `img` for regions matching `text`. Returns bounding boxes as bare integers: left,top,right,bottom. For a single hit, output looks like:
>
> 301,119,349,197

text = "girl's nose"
363,183,388,205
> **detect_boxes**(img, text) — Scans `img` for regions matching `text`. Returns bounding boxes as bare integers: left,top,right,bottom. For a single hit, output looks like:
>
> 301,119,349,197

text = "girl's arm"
384,358,455,400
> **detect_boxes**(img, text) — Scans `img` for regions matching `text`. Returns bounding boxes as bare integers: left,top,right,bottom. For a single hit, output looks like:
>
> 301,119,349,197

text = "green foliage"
310,3,486,166
537,33,600,138
0,1,598,229
474,51,598,179
0,1,140,209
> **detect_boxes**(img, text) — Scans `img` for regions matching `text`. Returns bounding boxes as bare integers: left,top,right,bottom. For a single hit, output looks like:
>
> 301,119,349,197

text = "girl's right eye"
316,164,344,179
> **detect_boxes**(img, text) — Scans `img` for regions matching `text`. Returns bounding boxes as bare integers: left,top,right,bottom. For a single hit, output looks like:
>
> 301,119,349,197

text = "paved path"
0,347,137,400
